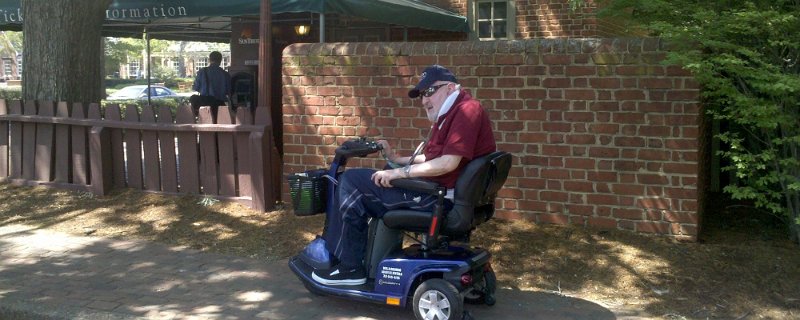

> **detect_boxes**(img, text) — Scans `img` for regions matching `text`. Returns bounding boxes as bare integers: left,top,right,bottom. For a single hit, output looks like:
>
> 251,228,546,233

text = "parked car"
106,85,182,101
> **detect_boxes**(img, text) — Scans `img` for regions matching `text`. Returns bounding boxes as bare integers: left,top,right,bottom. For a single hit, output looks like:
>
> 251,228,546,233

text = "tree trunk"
22,0,111,102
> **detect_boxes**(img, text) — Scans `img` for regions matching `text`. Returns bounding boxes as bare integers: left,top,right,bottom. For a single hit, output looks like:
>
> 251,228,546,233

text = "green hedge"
0,88,22,101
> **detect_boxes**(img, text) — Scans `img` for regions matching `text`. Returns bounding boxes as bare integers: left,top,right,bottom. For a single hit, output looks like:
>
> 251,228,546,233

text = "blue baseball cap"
408,65,458,98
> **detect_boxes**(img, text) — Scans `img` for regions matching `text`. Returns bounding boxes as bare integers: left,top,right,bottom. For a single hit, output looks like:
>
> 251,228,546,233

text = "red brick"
612,184,645,195
496,54,525,65
587,194,619,206
589,124,620,134
542,78,571,88
541,168,570,179
638,174,669,185
538,213,569,225
640,78,674,89
566,66,596,76
666,90,699,101
540,191,569,202
680,200,698,212
519,89,548,99
565,158,596,169
615,90,646,100
589,78,621,89
495,210,525,220
664,163,697,175
520,132,547,143
542,55,572,65
664,211,699,224
664,139,698,150
541,145,571,157
588,147,619,158
587,171,617,182
664,187,697,200
564,181,594,193
613,208,644,220
638,150,670,161
637,221,671,234
542,122,571,132
671,223,698,236
453,55,481,65
519,200,547,212
637,197,671,210
473,66,502,76
565,134,595,145
614,137,645,147
518,178,546,189
588,217,618,230
565,89,597,100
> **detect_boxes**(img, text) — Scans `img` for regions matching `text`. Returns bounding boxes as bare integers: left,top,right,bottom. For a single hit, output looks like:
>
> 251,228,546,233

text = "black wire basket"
287,169,329,216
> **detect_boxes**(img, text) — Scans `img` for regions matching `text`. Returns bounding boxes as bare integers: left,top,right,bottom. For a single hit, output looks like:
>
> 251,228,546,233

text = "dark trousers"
323,168,439,267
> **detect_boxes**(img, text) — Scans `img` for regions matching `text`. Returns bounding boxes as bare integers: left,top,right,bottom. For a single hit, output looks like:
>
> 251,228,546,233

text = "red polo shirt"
424,90,496,188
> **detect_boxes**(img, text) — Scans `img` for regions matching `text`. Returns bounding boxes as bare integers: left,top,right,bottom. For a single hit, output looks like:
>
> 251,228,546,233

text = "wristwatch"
403,165,412,178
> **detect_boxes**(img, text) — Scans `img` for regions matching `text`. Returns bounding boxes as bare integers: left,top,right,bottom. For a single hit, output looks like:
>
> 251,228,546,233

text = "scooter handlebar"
335,136,383,158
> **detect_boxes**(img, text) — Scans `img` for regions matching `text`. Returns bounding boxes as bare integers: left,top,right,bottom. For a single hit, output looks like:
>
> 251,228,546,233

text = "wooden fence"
0,100,280,212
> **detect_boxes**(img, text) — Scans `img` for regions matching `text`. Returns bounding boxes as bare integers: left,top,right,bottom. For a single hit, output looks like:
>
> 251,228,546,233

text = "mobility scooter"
288,137,511,320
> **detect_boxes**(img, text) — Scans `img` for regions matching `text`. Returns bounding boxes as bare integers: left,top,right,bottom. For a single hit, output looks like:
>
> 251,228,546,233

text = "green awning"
272,0,468,33
0,0,468,41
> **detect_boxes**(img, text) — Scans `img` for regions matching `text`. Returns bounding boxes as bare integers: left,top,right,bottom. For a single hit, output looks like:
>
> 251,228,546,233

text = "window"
470,0,515,40
2,59,12,78
128,60,140,79
171,59,181,73
15,54,22,78
195,57,208,73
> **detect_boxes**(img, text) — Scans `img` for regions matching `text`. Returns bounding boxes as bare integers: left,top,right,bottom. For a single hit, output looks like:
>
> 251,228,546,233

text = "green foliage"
0,88,22,101
599,0,800,242
101,97,187,119
152,65,180,88
104,38,145,76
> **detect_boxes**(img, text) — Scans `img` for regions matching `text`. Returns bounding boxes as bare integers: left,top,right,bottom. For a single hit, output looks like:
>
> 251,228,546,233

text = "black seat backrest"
442,151,512,235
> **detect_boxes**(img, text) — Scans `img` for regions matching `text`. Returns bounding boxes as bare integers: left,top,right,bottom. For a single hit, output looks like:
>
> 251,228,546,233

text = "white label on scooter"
381,266,403,281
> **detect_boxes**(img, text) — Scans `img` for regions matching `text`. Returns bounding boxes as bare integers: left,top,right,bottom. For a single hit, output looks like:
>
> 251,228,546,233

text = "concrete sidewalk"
0,225,652,320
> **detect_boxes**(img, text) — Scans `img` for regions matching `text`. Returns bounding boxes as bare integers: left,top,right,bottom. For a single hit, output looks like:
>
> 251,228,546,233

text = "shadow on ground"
0,226,617,320
1,183,799,319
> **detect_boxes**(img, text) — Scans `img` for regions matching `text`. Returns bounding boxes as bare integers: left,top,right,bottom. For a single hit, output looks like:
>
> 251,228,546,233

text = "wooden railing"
0,100,280,211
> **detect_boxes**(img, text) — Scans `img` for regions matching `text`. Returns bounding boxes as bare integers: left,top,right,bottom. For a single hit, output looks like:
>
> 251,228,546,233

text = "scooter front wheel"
413,279,463,320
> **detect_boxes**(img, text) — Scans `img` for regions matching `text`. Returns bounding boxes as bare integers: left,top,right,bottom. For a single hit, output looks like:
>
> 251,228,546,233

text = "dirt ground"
0,183,798,319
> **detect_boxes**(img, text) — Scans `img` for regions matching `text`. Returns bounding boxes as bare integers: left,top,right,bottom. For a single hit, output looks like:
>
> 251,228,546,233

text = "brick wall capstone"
281,38,700,241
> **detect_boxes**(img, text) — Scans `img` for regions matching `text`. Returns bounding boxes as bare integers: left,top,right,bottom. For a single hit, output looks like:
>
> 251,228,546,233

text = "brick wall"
426,0,599,38
281,38,701,241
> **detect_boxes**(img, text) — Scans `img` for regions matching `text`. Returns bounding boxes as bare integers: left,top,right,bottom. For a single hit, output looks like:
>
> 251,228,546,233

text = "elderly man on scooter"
313,65,497,286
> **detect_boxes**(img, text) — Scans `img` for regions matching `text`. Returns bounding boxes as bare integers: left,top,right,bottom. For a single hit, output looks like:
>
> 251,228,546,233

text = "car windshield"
113,86,144,97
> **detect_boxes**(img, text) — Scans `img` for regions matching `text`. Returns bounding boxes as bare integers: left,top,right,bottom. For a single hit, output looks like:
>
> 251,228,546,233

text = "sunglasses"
420,84,448,98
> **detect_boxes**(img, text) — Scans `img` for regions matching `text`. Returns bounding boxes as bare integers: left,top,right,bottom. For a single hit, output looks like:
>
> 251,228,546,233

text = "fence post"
89,126,112,196
0,99,7,179
249,128,275,212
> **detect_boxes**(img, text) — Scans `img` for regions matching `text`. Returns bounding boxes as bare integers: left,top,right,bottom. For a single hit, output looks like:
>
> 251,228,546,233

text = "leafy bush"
101,97,188,118
0,88,22,101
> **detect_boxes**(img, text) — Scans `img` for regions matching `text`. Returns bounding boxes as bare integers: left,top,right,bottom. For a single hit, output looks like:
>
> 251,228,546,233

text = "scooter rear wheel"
413,278,463,320
464,270,497,306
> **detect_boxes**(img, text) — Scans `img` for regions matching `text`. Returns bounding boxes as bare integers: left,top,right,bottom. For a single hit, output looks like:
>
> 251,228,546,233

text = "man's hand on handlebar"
371,168,404,188
377,140,395,160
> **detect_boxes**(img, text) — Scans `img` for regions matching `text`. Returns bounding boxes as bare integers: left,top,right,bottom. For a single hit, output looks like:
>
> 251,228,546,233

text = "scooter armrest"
391,178,440,195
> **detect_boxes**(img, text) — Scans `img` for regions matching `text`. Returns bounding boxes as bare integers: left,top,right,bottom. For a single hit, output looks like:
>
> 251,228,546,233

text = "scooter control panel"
335,136,383,158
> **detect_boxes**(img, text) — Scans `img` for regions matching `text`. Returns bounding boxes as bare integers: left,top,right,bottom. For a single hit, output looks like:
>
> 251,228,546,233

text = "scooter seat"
382,209,433,233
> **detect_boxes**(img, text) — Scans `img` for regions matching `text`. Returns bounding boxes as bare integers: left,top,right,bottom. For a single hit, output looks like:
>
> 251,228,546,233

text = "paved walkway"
0,225,653,320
